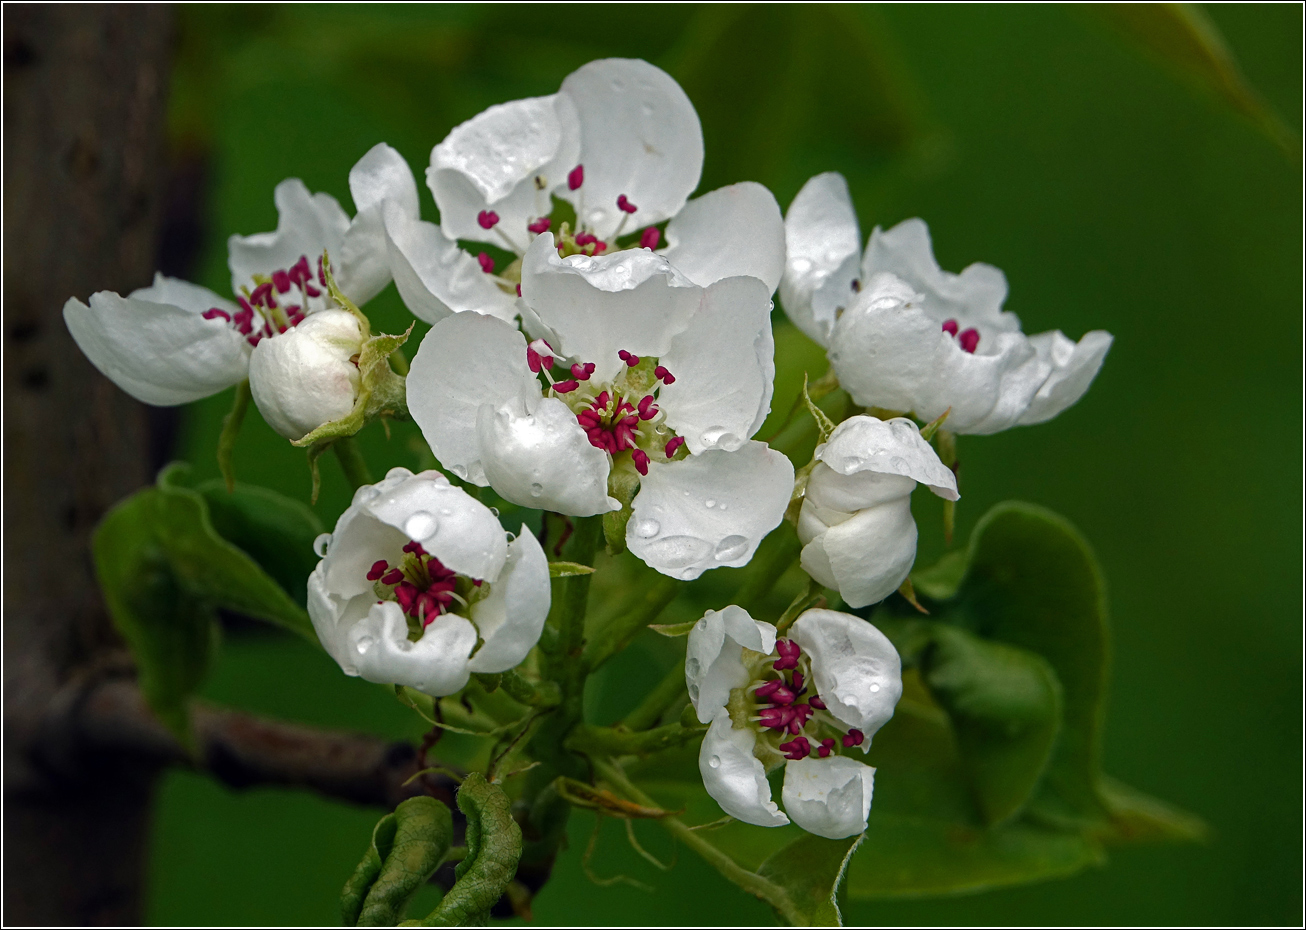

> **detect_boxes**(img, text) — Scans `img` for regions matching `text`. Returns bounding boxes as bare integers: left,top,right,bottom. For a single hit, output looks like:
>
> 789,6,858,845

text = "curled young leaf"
342,796,453,927
756,831,864,927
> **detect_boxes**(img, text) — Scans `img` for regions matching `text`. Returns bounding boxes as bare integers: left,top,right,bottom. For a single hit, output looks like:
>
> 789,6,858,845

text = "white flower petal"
131,273,239,316
63,289,248,406
802,496,918,609
307,567,354,672
350,142,421,219
659,182,785,291
364,469,509,581
228,179,350,295
247,309,362,440
408,312,541,485
790,609,902,740
626,441,794,580
384,207,519,324
468,528,551,673
686,606,778,723
779,172,862,347
829,273,1035,432
349,602,477,697
699,715,789,827
657,275,775,454
336,143,420,305
782,756,874,840
1017,330,1114,427
861,218,1015,329
476,395,618,517
428,94,580,245
520,233,699,382
558,59,703,240
815,416,958,499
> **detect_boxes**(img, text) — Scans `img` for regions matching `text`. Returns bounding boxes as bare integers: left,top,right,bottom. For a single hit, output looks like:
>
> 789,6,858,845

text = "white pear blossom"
63,143,419,437
798,416,958,608
308,467,551,696
780,172,1113,434
384,58,786,329
408,235,794,581
688,606,901,839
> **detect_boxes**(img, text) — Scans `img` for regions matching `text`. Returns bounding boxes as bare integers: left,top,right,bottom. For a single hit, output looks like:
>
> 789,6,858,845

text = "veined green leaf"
757,832,864,926
342,796,453,927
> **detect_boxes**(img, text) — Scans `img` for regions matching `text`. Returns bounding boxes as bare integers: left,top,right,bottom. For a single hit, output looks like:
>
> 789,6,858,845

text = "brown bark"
3,5,173,924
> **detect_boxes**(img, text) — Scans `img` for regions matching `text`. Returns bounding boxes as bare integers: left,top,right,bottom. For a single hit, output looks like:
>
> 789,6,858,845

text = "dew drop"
529,482,544,498
451,465,468,479
889,455,909,473
385,466,410,480
708,755,721,769
404,510,439,540
700,426,737,447
870,683,881,693
713,535,750,562
686,657,701,678
352,485,381,506
632,518,660,539
355,636,375,655
704,499,716,509
490,507,500,517
681,568,697,579
312,533,331,558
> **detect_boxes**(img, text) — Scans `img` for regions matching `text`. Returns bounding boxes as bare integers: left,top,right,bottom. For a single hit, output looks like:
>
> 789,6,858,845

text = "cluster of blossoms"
63,57,1111,840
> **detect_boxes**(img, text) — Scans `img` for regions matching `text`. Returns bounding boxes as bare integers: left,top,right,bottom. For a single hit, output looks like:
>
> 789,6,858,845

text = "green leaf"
757,832,864,926
1088,3,1297,156
910,548,966,601
342,796,453,927
946,502,1110,827
195,479,324,607
648,619,697,637
413,773,522,927
1096,776,1209,845
155,465,315,640
93,489,219,744
548,560,597,578
921,624,1063,825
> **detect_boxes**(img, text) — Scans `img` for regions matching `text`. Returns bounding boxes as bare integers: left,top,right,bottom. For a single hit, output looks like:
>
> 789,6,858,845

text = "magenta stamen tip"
477,210,500,229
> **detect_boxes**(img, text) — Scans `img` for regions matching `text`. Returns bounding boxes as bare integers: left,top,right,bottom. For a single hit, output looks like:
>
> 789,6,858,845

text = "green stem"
592,758,801,924
496,670,561,708
581,573,681,670
622,657,689,731
333,436,374,490
732,528,802,613
217,379,251,492
565,721,704,757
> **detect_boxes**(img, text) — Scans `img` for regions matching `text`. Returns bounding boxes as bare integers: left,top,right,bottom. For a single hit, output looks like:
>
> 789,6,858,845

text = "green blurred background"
148,4,1300,925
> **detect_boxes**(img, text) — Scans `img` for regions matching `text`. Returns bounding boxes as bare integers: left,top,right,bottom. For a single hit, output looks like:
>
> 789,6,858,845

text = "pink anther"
842,729,865,749
575,232,597,247
788,703,814,734
755,679,783,701
758,706,794,731
526,340,554,373
616,194,637,214
617,350,640,367
779,737,811,761
637,395,658,420
477,252,494,274
402,540,427,556
665,436,685,458
553,380,579,394
568,164,584,190
654,365,674,384
818,738,836,759
791,671,805,694
250,282,277,309
640,227,660,250
773,639,801,671
631,448,650,476
202,308,231,322
272,269,291,293
477,210,499,229
958,328,980,353
941,319,959,336
808,695,827,710
570,362,596,381
527,217,551,234
366,560,389,581
380,569,404,586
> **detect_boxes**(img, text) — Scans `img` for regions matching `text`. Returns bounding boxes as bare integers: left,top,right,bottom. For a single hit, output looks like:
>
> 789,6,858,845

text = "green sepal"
548,560,597,578
756,832,864,926
342,796,453,927
602,456,641,555
648,619,697,637
216,379,251,492
802,372,837,444
293,324,412,450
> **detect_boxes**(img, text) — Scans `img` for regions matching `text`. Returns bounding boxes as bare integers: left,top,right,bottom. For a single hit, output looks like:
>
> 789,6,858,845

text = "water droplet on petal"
870,683,881,693
451,465,468,480
490,507,500,517
404,511,439,540
713,535,750,562
632,518,660,539
700,426,738,448
529,482,544,498
708,755,721,769
704,499,716,509
890,455,909,473
355,636,375,655
686,657,701,678
312,533,331,558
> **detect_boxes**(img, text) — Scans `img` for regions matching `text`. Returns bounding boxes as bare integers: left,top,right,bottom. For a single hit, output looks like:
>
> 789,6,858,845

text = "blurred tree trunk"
3,5,173,924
